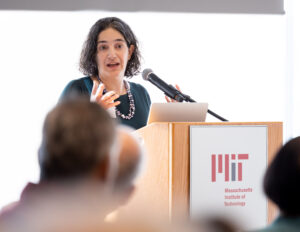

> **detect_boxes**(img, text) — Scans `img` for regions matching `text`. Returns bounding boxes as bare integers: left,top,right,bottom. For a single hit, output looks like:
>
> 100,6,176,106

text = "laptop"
147,103,208,124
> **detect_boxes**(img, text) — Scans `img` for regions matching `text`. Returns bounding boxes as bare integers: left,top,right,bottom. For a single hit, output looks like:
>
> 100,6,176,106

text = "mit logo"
211,154,249,182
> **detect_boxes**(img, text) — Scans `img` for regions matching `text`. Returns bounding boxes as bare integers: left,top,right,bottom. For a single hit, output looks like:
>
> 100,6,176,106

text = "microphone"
142,69,185,102
142,68,229,122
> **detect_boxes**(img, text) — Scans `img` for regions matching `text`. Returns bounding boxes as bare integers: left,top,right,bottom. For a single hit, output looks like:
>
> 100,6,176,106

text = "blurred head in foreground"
0,98,121,231
0,98,144,231
193,216,239,232
264,136,300,216
38,97,117,184
104,126,145,223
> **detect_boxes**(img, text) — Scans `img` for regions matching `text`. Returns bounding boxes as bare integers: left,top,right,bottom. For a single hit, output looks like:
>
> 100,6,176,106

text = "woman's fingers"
93,90,119,109
91,82,104,102
90,81,121,110
91,80,99,95
107,101,121,108
165,95,171,103
165,95,176,103
95,83,105,98
175,84,181,92
100,90,119,102
164,84,182,103
91,81,120,109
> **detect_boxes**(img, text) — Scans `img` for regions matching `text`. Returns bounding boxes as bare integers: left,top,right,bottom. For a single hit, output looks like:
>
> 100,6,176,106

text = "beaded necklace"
115,80,135,120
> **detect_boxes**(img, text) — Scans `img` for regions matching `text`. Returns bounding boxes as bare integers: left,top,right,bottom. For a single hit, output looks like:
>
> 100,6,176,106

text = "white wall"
0,10,287,209
285,0,300,138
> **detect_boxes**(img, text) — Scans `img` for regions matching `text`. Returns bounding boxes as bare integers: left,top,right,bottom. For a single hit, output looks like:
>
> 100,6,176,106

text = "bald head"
114,126,144,191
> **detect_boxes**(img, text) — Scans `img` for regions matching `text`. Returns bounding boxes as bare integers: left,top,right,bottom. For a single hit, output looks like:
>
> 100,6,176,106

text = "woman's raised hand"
165,84,182,103
90,80,121,109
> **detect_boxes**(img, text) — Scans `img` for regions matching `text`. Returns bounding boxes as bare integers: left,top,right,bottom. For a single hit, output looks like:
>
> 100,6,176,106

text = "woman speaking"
60,17,151,130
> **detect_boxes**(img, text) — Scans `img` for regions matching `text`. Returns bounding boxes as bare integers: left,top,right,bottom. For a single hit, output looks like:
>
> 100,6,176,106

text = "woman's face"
96,27,134,80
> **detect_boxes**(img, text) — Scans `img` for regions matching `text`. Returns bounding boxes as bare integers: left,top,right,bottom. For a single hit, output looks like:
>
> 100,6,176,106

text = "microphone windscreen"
142,69,153,81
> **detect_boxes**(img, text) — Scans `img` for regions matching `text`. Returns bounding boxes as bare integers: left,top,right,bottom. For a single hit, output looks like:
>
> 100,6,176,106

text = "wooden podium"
121,122,282,223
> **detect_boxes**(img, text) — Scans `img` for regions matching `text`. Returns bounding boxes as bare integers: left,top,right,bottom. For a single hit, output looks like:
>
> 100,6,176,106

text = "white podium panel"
190,125,267,230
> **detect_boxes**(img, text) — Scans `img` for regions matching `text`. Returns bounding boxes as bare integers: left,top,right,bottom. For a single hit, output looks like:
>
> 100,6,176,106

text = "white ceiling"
0,0,284,14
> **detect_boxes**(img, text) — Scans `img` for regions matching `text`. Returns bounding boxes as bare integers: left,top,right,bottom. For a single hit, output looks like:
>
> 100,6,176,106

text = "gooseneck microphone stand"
168,85,228,122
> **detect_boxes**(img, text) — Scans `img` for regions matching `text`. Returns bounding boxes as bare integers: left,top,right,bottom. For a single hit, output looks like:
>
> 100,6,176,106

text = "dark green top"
254,216,300,232
60,77,151,130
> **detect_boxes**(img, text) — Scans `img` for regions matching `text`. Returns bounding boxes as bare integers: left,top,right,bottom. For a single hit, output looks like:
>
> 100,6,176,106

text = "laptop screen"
147,103,208,124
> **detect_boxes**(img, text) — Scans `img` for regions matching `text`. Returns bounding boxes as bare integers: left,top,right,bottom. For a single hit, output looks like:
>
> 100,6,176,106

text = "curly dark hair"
79,17,141,78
